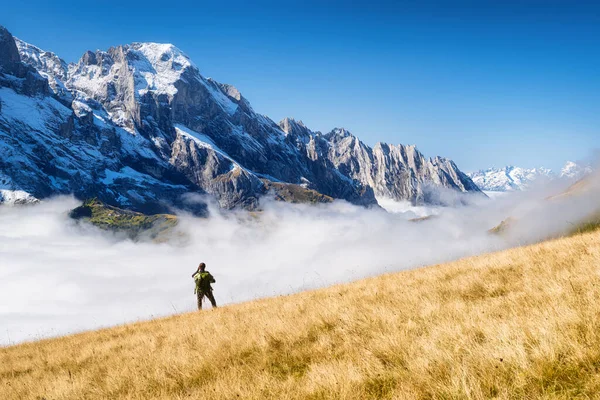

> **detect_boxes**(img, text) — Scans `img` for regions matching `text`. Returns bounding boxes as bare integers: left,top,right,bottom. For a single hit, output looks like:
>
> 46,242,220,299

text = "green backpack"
194,271,214,293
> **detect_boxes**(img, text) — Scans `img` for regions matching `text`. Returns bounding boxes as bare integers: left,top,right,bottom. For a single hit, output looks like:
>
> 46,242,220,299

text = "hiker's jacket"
193,271,216,294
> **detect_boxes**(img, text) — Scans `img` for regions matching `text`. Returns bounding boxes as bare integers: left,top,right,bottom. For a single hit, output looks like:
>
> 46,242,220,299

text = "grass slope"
2,231,600,399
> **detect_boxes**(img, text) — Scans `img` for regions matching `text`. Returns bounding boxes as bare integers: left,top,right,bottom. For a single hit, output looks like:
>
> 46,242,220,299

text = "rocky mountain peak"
279,117,310,136
430,155,449,164
14,38,68,79
14,38,70,100
327,127,353,139
69,42,196,102
323,128,360,151
80,50,98,66
129,42,195,79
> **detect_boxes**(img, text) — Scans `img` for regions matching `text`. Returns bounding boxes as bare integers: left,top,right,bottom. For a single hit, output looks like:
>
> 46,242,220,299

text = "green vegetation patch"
69,199,178,241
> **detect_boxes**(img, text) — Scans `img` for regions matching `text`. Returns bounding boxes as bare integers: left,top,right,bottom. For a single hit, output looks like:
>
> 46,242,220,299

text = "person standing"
192,262,217,310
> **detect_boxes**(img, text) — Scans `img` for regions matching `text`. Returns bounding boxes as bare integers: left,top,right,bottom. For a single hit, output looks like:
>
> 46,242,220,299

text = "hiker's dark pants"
197,290,217,310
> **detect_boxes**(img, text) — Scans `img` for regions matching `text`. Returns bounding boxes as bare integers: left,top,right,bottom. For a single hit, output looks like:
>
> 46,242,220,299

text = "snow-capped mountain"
467,166,554,192
0,26,481,211
467,162,593,192
560,161,594,180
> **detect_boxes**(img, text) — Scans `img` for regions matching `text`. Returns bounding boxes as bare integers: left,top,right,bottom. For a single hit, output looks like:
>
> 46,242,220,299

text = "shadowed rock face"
0,27,20,73
0,25,480,212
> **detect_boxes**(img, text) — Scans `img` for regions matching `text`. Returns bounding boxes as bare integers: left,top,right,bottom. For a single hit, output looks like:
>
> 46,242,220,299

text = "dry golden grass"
2,231,600,399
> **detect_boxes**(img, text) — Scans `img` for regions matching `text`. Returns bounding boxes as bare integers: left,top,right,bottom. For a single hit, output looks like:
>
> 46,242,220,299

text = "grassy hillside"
2,231,600,399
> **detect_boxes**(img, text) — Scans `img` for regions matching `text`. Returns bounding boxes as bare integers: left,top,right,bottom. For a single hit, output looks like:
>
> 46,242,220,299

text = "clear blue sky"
4,0,599,171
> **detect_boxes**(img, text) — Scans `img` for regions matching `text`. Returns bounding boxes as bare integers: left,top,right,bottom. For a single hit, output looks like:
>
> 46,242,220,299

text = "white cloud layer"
1,175,599,346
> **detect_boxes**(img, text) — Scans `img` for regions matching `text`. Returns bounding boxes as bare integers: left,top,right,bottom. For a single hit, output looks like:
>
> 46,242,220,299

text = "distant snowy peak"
467,166,554,192
561,161,593,180
468,162,593,192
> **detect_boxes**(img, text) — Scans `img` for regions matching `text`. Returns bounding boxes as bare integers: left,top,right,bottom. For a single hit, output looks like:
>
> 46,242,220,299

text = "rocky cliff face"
0,26,480,211
280,118,481,204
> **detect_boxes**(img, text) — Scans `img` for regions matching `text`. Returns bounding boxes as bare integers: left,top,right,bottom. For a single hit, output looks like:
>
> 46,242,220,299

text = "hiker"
192,262,217,310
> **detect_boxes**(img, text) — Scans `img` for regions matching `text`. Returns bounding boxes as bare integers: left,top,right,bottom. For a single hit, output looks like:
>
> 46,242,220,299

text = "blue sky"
4,0,599,171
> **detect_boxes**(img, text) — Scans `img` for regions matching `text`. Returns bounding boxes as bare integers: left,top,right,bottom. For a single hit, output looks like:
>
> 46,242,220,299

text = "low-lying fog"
1,176,598,345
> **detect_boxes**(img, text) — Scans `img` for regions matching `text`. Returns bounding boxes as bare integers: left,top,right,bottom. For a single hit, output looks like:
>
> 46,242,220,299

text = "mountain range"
0,26,481,212
467,161,594,192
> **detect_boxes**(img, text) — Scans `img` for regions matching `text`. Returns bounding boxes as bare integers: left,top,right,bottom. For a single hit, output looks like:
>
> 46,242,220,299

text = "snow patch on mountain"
174,124,241,168
101,167,179,188
0,189,38,205
0,87,71,132
0,173,37,205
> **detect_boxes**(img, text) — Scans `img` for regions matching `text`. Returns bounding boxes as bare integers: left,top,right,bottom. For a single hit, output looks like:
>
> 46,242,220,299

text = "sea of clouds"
1,174,599,345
